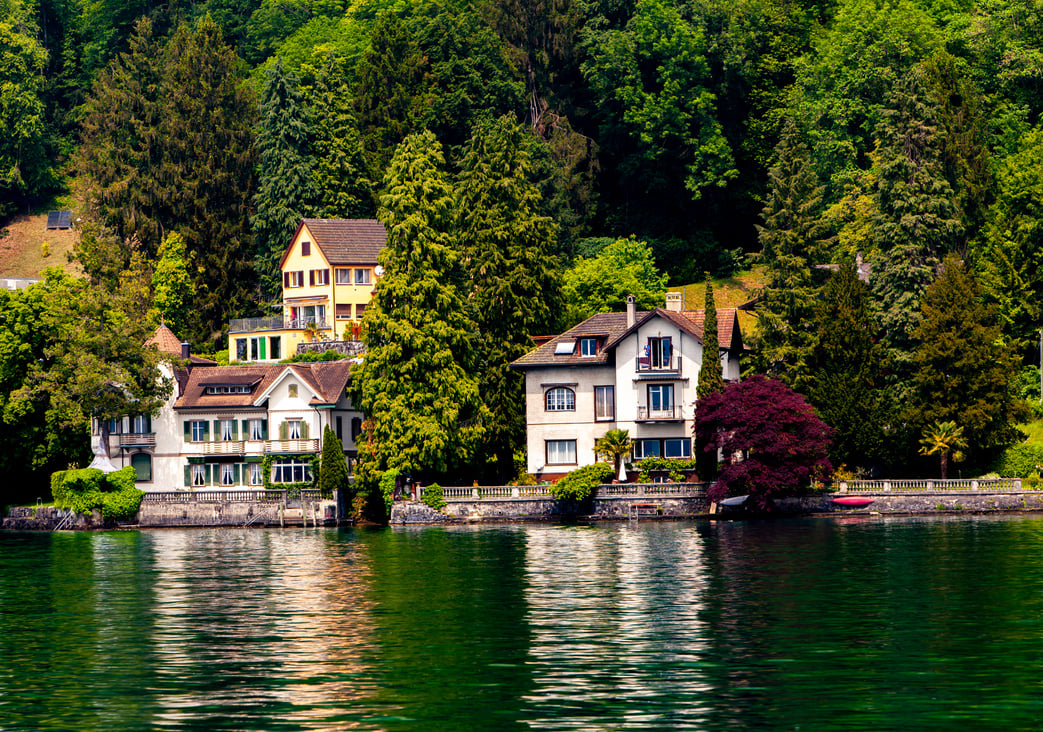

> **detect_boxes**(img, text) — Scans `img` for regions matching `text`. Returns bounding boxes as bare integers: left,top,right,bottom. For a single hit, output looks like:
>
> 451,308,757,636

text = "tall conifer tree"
353,131,486,488
252,60,317,303
697,277,724,401
456,115,563,481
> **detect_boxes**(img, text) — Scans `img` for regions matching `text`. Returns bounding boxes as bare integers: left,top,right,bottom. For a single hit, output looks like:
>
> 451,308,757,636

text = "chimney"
626,294,636,328
665,292,683,313
181,342,191,360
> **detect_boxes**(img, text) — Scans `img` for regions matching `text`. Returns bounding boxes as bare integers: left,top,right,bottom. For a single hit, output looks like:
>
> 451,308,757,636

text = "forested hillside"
1,0,1041,494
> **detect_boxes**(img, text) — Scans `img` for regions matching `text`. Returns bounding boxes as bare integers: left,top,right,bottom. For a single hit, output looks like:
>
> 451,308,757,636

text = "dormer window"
204,384,252,395
554,340,576,356
580,338,598,357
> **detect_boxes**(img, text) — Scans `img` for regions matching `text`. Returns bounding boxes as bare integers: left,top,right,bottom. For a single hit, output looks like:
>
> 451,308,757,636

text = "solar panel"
554,340,576,355
45,211,72,230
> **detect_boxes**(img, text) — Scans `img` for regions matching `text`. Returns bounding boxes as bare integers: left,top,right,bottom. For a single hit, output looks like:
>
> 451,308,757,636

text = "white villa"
95,325,362,490
511,293,744,480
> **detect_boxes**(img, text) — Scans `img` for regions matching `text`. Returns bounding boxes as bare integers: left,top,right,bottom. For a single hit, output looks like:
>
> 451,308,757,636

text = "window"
546,439,577,465
132,415,151,434
664,438,691,458
107,418,122,434
192,464,206,486
336,304,352,320
648,384,674,413
131,453,152,482
355,303,367,318
220,463,236,486
287,419,301,439
633,438,690,460
249,463,262,485
646,337,673,369
336,416,343,439
190,420,207,442
236,338,247,361
545,387,575,411
286,270,303,287
204,385,252,395
220,420,235,441
336,268,352,284
355,268,371,285
288,384,298,399
269,337,281,360
595,386,615,421
301,240,311,256
249,419,266,440
311,269,330,286
251,338,259,361
580,338,598,357
272,459,312,483
351,417,363,441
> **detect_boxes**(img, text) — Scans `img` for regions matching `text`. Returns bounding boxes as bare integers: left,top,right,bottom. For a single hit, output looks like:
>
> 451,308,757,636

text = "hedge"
50,467,144,520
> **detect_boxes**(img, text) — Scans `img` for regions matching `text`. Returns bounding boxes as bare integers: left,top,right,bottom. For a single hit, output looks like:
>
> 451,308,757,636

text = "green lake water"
2,516,1043,730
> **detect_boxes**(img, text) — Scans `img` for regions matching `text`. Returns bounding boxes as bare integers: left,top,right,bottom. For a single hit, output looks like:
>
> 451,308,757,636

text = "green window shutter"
184,421,191,441
260,338,267,360
231,420,238,440
205,465,213,485
300,422,309,439
234,464,241,484
279,421,288,440
184,466,191,486
203,422,210,441
241,419,249,437
213,420,220,440
144,415,151,432
261,420,268,440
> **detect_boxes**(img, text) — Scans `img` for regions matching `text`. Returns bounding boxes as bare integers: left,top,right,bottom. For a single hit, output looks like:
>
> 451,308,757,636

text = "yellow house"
228,219,386,363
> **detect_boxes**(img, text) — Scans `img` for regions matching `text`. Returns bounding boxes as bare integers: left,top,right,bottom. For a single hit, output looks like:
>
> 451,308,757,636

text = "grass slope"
0,190,83,278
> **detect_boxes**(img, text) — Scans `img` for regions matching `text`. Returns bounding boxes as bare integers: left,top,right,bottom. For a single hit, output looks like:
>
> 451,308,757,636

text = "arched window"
131,453,152,482
545,387,576,411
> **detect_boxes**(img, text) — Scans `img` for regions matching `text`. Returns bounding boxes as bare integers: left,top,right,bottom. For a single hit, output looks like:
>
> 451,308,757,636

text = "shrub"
991,443,1043,478
421,483,447,511
51,467,143,520
636,457,700,483
549,463,615,502
379,468,400,514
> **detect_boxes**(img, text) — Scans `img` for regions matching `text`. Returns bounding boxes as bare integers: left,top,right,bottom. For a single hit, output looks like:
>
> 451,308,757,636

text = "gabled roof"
174,361,351,410
279,219,387,269
146,324,216,367
511,308,743,370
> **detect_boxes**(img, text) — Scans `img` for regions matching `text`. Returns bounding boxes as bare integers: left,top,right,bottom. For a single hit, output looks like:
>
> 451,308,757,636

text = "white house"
510,293,743,480
96,325,363,490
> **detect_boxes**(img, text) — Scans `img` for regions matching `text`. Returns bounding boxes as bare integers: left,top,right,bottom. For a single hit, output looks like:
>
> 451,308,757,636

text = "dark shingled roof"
175,361,351,410
298,219,386,266
511,308,743,369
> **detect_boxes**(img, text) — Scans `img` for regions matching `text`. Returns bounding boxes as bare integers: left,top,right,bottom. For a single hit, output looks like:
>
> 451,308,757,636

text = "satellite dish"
374,265,385,277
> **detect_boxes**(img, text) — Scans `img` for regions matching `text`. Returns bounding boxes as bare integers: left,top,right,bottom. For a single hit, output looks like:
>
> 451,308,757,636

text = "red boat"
831,496,875,507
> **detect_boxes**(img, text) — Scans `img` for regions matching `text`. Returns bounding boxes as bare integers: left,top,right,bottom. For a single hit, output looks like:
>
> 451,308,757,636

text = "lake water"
2,516,1043,730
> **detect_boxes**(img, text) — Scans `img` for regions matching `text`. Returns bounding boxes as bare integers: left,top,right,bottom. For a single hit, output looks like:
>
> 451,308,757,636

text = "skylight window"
554,340,576,355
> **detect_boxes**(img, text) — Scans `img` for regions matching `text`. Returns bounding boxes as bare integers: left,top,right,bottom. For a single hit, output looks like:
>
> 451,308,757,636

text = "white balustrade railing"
838,478,1023,493
142,490,287,503
436,483,706,502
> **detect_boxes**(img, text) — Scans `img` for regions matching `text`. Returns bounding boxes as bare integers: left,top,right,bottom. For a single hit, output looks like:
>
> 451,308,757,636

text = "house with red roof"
228,219,386,363
510,293,744,480
98,325,363,490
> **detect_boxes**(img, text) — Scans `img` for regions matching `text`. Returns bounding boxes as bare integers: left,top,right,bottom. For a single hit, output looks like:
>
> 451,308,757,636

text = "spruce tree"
804,263,886,471
352,131,486,489
149,232,194,337
456,115,563,482
909,255,1022,460
755,119,829,381
696,277,724,401
318,425,350,496
252,59,318,303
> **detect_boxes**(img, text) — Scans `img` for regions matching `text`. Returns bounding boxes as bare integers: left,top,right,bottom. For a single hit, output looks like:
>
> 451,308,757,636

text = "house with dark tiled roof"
228,219,386,363
510,292,743,479
96,326,363,490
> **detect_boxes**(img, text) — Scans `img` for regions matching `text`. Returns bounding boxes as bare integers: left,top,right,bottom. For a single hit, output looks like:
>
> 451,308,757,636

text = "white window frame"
648,384,674,413
546,439,577,466
580,338,598,357
190,421,206,442
220,463,235,486
647,337,673,369
595,386,615,421
335,268,352,285
355,268,371,285
191,464,206,486
545,387,576,412
249,419,264,441
132,415,150,434
249,463,262,485
272,459,311,483
288,271,303,287
287,419,301,439
220,420,235,441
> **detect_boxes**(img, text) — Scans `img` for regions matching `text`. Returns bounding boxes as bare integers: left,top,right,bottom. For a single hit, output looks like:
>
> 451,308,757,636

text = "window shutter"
261,420,268,440
309,269,315,286
297,270,304,286
203,421,210,441
231,421,238,440
300,421,309,439
213,420,220,440
205,464,213,485
279,421,288,440
260,338,267,360
184,421,191,442
144,415,151,433
241,419,248,437
184,466,191,487
302,240,310,256
284,271,289,288
326,269,332,285
234,464,241,484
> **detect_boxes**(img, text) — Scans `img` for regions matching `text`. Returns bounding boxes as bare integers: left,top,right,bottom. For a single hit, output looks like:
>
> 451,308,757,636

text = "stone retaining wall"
784,491,1043,515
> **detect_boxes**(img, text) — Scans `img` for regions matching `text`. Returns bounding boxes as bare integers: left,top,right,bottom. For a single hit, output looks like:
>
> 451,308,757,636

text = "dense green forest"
2,0,1042,496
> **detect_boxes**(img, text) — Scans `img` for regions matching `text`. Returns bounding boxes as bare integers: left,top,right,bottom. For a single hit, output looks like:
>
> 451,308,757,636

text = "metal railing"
229,316,284,333
636,405,684,421
142,490,287,503
837,478,1023,493
286,318,329,331
118,433,156,447
635,355,681,373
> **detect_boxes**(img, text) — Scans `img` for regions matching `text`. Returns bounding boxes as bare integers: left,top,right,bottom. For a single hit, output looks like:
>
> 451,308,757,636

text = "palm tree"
596,429,633,481
919,421,967,479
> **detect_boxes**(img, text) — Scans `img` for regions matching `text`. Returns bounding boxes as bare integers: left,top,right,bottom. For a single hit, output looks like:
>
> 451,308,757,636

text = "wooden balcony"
198,440,246,455
264,438,320,454
118,433,156,447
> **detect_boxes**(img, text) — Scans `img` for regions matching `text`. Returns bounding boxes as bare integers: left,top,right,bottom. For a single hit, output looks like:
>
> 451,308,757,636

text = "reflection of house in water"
146,531,378,726
521,527,713,728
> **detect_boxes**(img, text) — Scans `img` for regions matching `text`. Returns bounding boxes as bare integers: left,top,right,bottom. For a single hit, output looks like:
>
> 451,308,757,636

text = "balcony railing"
265,438,320,454
118,433,156,447
228,316,331,333
199,440,246,455
635,355,681,374
636,405,684,421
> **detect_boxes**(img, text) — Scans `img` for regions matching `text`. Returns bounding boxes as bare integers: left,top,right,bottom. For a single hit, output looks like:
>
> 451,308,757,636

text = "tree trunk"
940,451,949,479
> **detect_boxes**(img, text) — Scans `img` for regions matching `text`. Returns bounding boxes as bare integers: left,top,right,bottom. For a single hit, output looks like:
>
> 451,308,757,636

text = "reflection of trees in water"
521,524,713,730
147,529,378,728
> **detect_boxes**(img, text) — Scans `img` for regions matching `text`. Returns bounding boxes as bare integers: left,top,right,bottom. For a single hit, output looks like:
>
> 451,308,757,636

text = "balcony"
198,440,246,455
636,405,685,422
635,355,681,375
118,433,156,448
228,316,331,333
265,438,320,454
